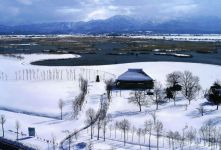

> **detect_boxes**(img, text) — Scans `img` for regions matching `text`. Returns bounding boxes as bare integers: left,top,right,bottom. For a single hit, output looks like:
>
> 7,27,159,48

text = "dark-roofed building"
116,69,154,89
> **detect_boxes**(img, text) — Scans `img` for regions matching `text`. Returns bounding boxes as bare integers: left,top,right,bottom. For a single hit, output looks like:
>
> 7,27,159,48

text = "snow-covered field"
1,34,221,42
129,34,221,42
0,54,221,149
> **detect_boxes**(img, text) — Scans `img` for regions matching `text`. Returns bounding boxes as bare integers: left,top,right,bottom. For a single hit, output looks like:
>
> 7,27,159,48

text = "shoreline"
30,54,221,67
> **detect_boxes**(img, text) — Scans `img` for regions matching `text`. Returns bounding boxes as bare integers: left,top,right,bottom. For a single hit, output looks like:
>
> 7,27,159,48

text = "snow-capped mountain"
1,15,221,34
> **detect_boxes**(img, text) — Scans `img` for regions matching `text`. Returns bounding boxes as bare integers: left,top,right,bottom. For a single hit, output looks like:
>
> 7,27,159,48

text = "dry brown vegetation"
0,36,220,54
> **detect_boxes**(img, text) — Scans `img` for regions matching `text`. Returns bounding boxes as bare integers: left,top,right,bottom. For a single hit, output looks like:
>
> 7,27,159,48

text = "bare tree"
180,71,201,105
15,120,20,141
114,121,119,139
102,114,112,141
131,126,136,142
85,108,96,139
144,120,153,150
95,94,110,141
167,130,181,150
150,111,157,125
199,125,207,146
58,99,65,120
72,77,88,118
108,124,112,138
105,79,114,102
0,115,6,137
154,120,163,150
118,119,130,146
72,91,86,118
96,115,102,140
174,131,182,149
166,71,182,87
72,97,80,119
197,105,206,116
151,82,163,110
96,104,105,140
51,134,56,150
166,71,182,105
79,76,88,95
204,120,214,147
78,92,86,111
129,90,146,112
181,125,188,149
137,128,142,149
169,131,176,150
186,127,197,147
142,129,147,144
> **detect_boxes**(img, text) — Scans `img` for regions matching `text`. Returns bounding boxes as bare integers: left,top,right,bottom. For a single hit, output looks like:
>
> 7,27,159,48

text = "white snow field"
1,34,221,42
129,34,221,42
0,54,221,149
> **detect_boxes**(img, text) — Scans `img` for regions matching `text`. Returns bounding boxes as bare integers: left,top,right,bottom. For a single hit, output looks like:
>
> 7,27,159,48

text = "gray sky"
0,0,220,25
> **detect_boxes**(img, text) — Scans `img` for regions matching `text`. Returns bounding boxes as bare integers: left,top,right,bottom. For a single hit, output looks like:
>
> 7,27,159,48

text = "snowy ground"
129,34,221,42
0,54,221,149
1,34,221,42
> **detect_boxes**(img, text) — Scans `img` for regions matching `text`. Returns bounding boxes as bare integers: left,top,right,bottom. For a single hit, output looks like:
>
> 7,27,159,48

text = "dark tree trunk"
91,124,93,139
173,98,176,106
157,136,159,150
103,126,106,141
16,129,18,141
1,124,4,137
68,138,71,150
148,133,151,150
61,109,63,120
97,122,100,140
139,104,142,112
124,130,126,146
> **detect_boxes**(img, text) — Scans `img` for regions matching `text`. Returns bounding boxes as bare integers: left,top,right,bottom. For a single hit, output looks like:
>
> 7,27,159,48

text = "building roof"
117,69,153,82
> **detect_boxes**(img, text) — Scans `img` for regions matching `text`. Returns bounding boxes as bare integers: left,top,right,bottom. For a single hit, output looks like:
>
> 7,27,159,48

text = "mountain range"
1,15,221,34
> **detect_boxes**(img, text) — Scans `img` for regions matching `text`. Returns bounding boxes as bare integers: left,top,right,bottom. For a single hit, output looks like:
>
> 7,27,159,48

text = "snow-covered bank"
18,54,81,64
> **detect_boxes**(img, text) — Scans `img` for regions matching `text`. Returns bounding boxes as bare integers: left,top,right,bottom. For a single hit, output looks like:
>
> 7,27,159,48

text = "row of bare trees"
12,68,115,81
1,114,59,149
84,115,221,150
61,78,114,148
0,72,8,80
0,115,6,138
166,71,201,105
0,115,21,141
128,71,201,112
72,77,89,118
85,92,111,141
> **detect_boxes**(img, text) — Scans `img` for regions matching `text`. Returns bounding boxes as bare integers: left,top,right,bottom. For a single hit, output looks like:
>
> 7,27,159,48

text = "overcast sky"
0,0,220,25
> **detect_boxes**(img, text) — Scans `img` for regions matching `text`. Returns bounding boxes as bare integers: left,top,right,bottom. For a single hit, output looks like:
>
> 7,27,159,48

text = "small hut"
116,69,154,89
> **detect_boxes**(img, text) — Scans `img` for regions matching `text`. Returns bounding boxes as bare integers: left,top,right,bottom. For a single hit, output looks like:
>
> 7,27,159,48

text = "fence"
0,68,116,82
